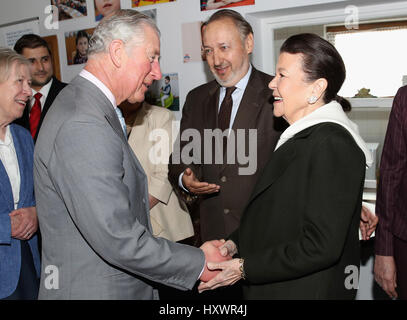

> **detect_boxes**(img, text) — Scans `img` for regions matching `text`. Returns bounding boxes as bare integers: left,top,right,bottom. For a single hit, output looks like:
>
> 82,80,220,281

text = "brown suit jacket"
168,67,286,242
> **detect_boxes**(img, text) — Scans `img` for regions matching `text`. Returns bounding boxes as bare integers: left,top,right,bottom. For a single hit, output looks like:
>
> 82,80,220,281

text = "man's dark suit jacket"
14,77,66,143
376,85,407,255
168,67,286,242
230,123,365,299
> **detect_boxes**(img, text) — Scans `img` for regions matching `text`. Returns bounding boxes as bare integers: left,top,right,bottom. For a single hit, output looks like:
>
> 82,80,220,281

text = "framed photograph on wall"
94,0,121,22
145,73,180,111
50,0,87,21
182,21,204,63
43,35,62,81
200,0,255,11
132,0,176,8
64,28,94,66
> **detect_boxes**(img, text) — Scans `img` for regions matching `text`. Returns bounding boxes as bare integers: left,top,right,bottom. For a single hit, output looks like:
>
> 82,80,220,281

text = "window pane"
334,29,407,98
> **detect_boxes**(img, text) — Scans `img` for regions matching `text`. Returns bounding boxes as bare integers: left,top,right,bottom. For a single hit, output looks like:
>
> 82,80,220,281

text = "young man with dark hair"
13,34,66,142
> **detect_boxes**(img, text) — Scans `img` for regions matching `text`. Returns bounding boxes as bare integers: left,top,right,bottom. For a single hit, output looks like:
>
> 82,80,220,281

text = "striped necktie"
114,107,127,138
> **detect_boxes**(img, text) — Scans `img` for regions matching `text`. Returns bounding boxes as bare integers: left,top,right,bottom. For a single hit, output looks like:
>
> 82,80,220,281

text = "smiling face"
95,0,120,18
121,25,162,104
0,63,32,123
269,52,323,125
202,18,253,87
21,46,53,91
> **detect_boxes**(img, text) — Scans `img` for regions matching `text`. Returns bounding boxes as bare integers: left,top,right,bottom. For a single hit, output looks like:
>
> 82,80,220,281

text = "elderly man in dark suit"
168,9,286,299
375,85,407,300
13,34,66,143
169,9,285,246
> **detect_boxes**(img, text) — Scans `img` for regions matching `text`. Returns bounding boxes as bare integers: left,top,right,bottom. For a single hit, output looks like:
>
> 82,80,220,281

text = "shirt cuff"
198,261,206,280
178,172,189,193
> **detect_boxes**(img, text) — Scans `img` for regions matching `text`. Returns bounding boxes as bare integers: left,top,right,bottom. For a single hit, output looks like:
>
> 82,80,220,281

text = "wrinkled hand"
219,239,238,257
360,205,378,240
182,168,220,195
9,206,38,240
198,258,242,293
200,239,232,282
374,255,398,299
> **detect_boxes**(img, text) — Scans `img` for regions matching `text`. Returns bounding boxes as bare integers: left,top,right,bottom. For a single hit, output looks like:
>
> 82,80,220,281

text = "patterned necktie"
218,86,236,132
115,107,127,138
29,92,42,139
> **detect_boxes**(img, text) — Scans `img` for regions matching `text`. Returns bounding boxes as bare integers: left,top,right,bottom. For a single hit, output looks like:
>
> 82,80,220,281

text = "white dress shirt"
0,126,20,210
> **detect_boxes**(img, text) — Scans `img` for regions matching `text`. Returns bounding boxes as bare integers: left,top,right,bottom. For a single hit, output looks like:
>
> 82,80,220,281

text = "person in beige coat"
127,102,194,242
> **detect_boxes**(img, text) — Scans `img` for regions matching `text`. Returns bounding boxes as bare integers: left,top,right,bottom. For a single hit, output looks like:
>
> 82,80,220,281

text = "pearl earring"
308,96,317,104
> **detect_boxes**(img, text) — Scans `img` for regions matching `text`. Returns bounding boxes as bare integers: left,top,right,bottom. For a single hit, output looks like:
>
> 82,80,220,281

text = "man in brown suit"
13,34,66,143
168,9,285,246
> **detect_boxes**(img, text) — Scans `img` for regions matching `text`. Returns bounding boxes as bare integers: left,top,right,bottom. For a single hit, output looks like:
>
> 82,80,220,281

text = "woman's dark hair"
76,30,90,45
280,33,351,112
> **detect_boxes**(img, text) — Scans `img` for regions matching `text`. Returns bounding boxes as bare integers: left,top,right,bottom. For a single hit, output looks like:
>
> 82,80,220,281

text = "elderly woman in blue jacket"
0,48,40,300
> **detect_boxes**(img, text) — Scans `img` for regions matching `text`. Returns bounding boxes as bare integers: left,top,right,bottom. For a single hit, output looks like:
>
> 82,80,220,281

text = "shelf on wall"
349,98,393,109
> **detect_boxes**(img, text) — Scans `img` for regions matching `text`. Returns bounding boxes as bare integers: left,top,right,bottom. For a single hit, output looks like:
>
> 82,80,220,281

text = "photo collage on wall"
64,28,94,65
132,0,176,8
51,0,88,21
145,73,180,111
40,0,255,112
200,0,255,11
94,0,121,22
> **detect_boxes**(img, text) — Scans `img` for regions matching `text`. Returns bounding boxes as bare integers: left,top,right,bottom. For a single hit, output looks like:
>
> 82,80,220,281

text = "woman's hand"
360,205,378,240
198,258,242,293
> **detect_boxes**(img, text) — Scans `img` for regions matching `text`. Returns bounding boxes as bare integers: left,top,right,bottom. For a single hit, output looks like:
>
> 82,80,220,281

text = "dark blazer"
168,67,286,242
14,77,67,142
0,124,41,299
375,85,407,256
230,123,365,299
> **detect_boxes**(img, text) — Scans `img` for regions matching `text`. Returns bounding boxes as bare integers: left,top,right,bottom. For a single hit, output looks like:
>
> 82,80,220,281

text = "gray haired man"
34,9,220,300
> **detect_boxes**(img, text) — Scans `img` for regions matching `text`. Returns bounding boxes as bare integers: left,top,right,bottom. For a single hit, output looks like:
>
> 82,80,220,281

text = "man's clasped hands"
198,239,243,293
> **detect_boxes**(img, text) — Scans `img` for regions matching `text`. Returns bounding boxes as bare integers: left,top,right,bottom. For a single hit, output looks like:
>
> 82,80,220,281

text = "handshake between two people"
198,239,244,293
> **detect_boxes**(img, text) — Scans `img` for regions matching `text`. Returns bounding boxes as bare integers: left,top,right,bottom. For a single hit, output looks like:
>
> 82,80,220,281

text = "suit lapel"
220,68,271,172
10,125,29,207
35,78,65,141
0,156,13,210
206,84,220,130
0,126,22,210
41,77,58,118
231,69,269,130
248,141,297,204
247,125,317,204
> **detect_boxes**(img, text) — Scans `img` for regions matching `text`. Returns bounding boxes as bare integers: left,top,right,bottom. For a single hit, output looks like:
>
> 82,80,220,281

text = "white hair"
88,9,160,56
0,47,30,83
